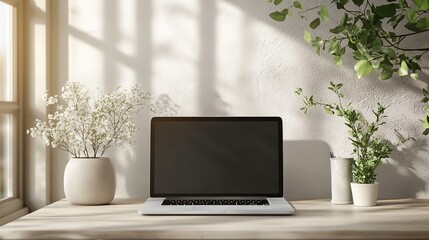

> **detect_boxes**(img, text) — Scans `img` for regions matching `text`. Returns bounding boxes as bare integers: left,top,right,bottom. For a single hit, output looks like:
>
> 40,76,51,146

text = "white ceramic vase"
350,182,379,207
330,158,353,204
64,157,116,205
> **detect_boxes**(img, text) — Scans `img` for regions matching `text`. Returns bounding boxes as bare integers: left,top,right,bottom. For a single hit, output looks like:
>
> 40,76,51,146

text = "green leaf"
303,30,312,43
340,13,348,26
352,50,366,60
422,115,429,134
405,22,420,32
311,37,323,48
293,1,302,9
309,18,321,29
352,0,364,6
328,41,340,55
324,106,335,115
334,55,343,67
311,37,323,55
416,16,429,30
424,116,429,128
372,37,383,48
354,60,374,79
371,58,382,69
411,73,419,80
398,61,409,76
294,88,303,95
319,5,329,22
274,0,282,5
406,9,418,23
281,8,290,15
269,11,286,22
374,4,397,18
379,47,396,58
413,0,429,10
379,69,393,80
409,60,421,71
380,59,393,71
337,0,349,8
389,14,405,29
330,26,343,34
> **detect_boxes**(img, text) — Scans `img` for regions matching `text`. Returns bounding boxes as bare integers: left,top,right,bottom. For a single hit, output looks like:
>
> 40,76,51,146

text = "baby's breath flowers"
27,81,154,158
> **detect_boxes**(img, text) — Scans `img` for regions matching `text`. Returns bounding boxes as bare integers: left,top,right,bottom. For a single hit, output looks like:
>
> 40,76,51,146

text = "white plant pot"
330,158,353,204
64,157,116,205
350,182,379,207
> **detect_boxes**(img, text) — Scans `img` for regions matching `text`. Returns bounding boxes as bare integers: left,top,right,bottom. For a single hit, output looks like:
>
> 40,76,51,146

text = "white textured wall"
49,0,429,201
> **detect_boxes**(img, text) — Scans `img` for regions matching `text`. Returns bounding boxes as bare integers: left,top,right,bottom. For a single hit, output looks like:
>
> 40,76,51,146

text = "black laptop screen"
150,117,283,197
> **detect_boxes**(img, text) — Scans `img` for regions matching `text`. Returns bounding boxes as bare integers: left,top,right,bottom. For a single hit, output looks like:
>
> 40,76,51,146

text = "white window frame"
0,0,28,225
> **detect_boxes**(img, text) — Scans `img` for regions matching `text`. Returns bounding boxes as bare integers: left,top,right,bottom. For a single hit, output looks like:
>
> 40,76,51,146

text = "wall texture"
48,0,429,201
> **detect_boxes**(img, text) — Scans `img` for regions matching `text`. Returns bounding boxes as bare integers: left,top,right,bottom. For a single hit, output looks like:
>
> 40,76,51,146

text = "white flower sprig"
27,81,154,158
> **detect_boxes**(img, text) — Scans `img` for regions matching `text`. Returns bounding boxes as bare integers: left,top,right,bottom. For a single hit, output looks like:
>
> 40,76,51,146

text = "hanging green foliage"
266,0,429,134
266,0,428,80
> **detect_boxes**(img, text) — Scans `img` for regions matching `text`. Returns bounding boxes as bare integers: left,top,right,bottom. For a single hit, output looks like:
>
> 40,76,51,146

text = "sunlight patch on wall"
68,0,143,89
69,0,104,41
215,1,315,117
69,34,104,85
116,0,137,58
69,0,104,87
152,0,200,114
115,62,137,88
215,1,246,115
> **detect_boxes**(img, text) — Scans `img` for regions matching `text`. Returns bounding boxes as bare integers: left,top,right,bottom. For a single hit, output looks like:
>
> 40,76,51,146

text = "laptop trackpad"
191,205,265,213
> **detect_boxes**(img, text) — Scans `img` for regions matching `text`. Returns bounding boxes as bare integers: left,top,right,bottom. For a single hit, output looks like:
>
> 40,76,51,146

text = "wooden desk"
0,198,428,239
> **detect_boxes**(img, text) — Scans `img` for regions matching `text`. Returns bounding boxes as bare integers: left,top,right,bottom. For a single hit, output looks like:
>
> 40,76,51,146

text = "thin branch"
393,28,429,38
384,37,429,52
297,5,321,15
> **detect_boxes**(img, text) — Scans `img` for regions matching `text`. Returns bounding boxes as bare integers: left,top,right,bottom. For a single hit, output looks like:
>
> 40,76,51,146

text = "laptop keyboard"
161,199,269,206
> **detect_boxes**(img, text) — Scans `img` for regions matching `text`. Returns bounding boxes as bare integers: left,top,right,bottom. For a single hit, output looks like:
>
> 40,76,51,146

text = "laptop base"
139,197,295,215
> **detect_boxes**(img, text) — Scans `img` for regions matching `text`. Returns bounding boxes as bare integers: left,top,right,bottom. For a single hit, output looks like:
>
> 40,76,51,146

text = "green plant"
267,0,428,80
296,82,393,184
266,0,429,133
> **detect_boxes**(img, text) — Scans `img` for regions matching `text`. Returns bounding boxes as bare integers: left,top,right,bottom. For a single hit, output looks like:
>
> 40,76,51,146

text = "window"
0,0,15,201
0,0,26,223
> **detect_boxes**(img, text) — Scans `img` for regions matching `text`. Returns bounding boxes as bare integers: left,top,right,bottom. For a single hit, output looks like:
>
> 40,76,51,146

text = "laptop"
138,116,295,215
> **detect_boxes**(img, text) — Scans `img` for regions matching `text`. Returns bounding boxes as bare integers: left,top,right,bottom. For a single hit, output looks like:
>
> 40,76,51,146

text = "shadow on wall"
283,138,429,201
56,0,429,201
378,138,429,199
283,140,331,200
118,94,181,198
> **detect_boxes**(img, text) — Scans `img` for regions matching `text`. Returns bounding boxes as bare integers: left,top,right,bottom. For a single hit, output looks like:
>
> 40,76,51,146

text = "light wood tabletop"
0,198,429,239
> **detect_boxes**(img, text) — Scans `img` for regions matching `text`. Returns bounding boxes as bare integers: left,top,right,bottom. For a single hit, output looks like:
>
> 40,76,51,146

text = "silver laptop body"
139,117,295,215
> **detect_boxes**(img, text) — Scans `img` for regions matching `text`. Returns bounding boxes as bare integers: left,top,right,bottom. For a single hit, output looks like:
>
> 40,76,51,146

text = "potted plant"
296,82,413,206
27,81,155,205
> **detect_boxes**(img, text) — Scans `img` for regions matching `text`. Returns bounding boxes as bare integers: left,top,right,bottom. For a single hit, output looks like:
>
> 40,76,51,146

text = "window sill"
0,198,29,226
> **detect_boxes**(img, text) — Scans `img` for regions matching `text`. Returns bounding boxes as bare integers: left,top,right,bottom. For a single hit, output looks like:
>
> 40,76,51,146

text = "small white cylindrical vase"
330,158,353,204
350,182,379,207
64,157,116,205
